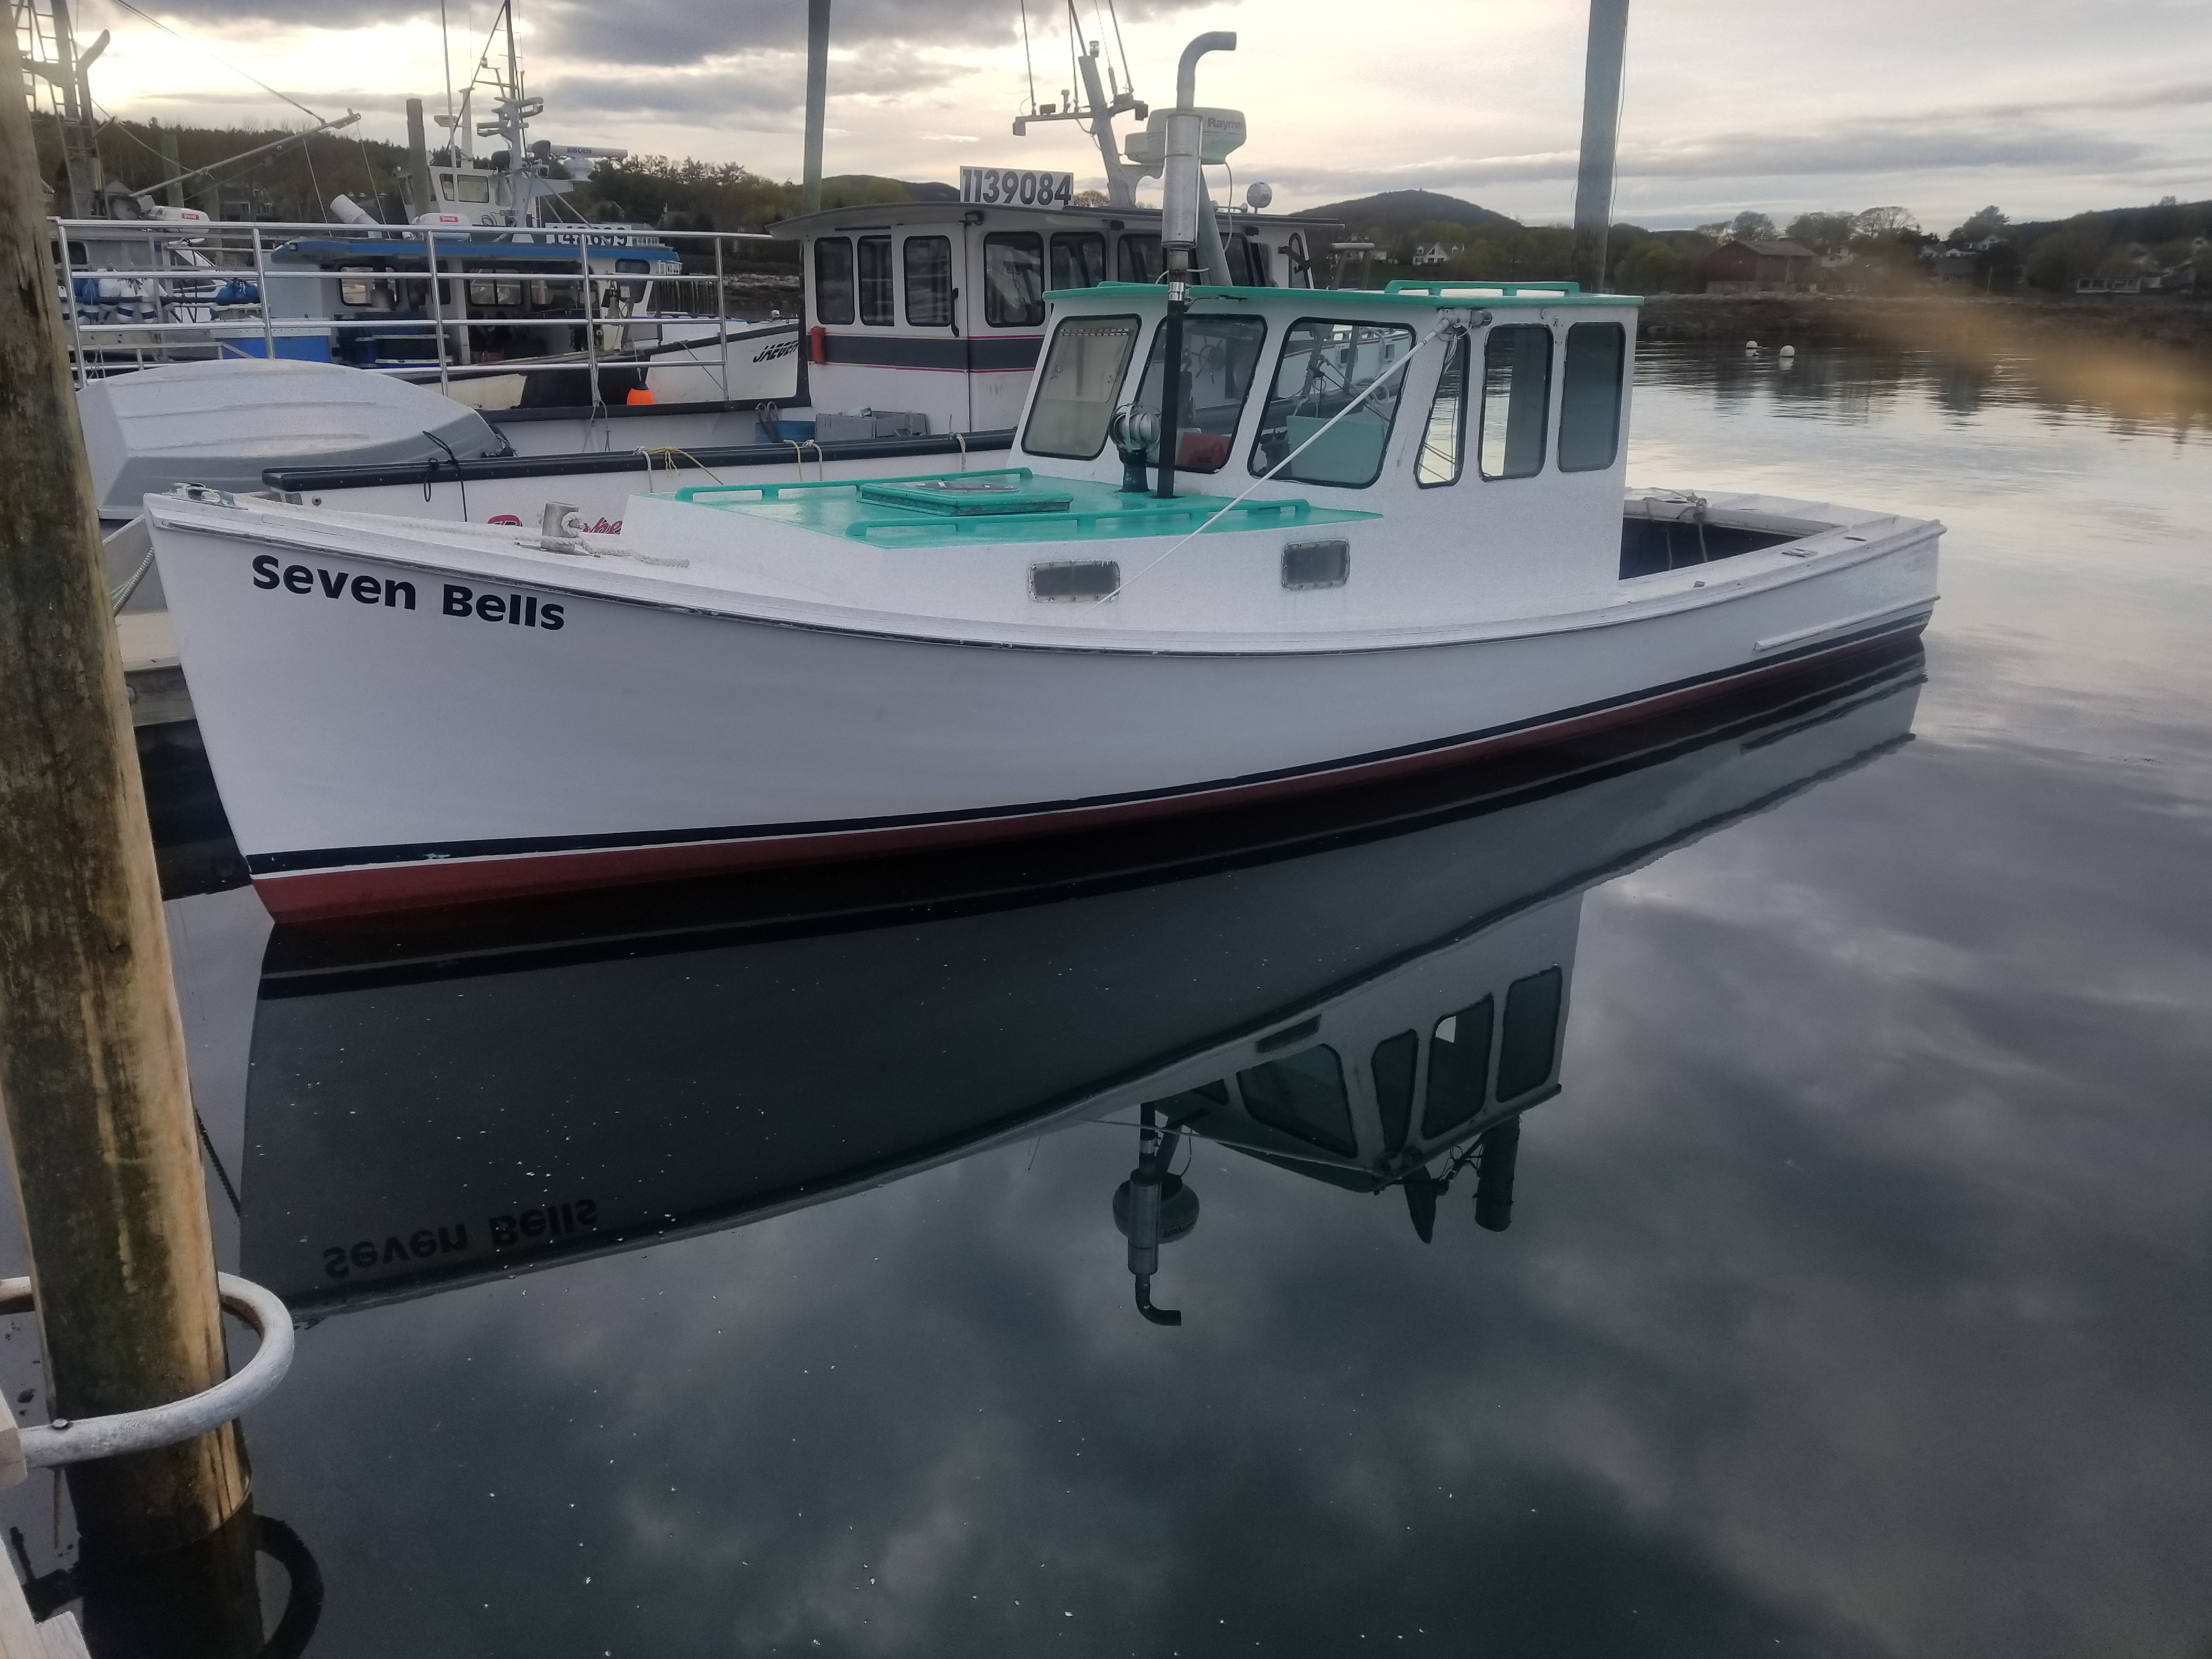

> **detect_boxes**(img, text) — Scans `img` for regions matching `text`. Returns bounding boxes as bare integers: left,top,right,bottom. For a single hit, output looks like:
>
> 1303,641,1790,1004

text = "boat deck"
674,469,1376,547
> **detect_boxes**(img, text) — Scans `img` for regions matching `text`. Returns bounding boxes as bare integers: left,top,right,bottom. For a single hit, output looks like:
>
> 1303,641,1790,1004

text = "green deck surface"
673,469,1381,546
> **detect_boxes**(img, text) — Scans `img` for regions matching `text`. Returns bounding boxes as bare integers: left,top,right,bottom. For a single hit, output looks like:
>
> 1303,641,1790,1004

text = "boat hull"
150,511,1937,922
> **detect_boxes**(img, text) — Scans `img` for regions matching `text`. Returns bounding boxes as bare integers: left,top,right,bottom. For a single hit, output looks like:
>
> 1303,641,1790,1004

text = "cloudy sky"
63,0,2211,229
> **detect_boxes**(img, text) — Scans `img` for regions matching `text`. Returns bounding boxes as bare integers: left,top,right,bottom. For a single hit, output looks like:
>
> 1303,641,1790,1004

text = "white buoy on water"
1744,339,1758,349
1779,345,1796,357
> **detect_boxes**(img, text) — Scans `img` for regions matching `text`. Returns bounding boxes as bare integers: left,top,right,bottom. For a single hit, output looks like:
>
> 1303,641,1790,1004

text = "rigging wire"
438,0,457,133
102,0,328,124
1017,0,1037,114
1102,0,1133,105
353,126,380,211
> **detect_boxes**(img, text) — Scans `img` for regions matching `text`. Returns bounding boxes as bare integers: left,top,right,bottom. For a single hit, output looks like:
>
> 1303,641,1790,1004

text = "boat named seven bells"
146,118,1940,924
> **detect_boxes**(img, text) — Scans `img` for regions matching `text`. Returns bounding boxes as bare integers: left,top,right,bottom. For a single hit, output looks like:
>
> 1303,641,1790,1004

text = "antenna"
1009,0,1146,206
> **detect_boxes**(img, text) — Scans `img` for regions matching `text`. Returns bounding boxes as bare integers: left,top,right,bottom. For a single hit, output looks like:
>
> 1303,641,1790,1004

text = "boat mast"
16,0,108,216
1570,0,1629,294
801,0,828,215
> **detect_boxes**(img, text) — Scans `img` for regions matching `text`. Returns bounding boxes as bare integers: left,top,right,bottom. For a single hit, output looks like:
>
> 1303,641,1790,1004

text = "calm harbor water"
2,339,2208,1657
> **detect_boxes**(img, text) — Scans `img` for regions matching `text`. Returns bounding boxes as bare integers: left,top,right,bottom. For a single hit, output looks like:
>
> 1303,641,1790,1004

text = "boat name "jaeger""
251,555,565,630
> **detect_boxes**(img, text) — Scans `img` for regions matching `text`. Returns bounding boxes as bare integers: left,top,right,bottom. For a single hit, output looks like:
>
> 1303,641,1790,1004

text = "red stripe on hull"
251,629,1916,922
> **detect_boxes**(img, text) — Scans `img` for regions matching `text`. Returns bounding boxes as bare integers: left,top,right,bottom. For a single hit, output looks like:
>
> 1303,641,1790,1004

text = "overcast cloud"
64,0,2212,225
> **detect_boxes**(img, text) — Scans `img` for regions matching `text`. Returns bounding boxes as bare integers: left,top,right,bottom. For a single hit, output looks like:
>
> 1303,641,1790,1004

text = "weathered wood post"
0,29,249,1554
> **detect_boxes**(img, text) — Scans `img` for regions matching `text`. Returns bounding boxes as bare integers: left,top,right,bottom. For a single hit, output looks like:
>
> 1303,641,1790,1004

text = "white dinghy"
144,57,1939,924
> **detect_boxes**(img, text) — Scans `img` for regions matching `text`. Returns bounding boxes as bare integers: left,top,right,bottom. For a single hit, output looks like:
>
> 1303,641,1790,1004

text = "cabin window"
1249,319,1416,488
457,175,490,203
1422,997,1494,1139
496,280,522,306
1049,232,1107,291
614,258,650,276
1479,325,1552,479
1415,331,1470,487
338,272,377,308
981,232,1045,328
467,278,497,306
1116,233,1163,284
903,235,952,326
1238,1046,1356,1158
1285,232,1312,290
1558,323,1626,472
1143,1080,1230,1119
857,235,894,326
1224,233,1272,286
1023,314,1139,460
1373,1031,1418,1158
1496,968,1563,1101
437,173,454,200
1130,314,1266,473
813,236,855,326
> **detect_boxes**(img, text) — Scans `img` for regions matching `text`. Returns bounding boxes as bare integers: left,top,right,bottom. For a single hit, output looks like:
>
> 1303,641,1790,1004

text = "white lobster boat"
146,267,1940,923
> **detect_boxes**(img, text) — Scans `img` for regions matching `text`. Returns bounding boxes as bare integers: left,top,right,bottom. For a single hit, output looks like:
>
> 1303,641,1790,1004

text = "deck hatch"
859,478,1074,516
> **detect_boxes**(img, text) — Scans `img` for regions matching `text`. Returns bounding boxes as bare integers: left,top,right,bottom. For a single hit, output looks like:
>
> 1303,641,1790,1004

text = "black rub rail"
263,430,1018,495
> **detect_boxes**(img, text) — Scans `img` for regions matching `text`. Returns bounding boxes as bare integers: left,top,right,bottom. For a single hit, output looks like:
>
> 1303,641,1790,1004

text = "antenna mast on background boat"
1011,0,1147,206
15,0,110,216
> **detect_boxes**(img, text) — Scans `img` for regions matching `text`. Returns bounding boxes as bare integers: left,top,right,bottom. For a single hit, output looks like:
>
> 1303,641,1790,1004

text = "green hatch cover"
857,478,1075,516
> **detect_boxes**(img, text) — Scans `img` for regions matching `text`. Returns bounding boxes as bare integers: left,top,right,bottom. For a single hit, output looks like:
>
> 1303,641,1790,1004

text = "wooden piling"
0,30,249,1553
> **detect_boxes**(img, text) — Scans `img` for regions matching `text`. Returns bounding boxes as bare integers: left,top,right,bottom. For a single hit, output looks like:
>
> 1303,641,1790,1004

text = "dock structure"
0,25,251,1559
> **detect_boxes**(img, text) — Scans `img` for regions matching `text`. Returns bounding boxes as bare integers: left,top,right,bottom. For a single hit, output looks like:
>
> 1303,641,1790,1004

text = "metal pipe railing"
48,218,794,388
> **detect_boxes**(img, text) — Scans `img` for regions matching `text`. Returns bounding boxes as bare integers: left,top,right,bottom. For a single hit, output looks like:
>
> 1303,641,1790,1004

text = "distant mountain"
819,174,960,204
1307,190,1521,240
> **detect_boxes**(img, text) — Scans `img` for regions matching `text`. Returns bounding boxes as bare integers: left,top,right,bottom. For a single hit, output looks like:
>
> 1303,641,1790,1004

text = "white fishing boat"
144,38,1941,925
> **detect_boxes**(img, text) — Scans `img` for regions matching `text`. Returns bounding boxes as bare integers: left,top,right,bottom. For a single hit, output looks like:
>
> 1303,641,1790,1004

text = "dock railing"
47,218,798,407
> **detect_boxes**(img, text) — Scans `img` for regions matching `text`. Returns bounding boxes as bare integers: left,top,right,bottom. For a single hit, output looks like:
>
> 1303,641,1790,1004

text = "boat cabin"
774,199,1341,436
634,276,1651,622
1133,889,1573,1203
264,226,682,369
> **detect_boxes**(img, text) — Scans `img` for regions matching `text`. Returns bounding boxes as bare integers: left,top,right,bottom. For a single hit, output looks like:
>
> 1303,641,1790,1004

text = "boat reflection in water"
240,646,1922,1323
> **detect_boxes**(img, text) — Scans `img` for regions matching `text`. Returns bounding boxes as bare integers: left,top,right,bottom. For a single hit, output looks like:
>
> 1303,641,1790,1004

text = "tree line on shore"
1382,200,2210,295
38,114,2210,298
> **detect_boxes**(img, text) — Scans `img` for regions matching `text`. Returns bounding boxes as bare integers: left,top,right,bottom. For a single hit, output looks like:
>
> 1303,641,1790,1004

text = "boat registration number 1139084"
959,167,1075,209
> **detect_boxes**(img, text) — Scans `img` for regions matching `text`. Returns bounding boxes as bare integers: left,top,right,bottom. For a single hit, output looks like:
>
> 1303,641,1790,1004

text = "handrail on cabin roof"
1383,279,1581,296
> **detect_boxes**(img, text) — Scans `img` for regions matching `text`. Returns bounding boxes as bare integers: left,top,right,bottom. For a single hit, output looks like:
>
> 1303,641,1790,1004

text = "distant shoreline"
1639,291,2212,358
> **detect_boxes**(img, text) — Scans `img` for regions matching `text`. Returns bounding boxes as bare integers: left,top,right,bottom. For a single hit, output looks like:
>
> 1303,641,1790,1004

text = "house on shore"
1705,238,1819,294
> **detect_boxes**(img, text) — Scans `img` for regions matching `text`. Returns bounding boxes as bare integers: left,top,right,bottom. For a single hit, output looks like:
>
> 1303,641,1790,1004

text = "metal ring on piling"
0,1274,294,1468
